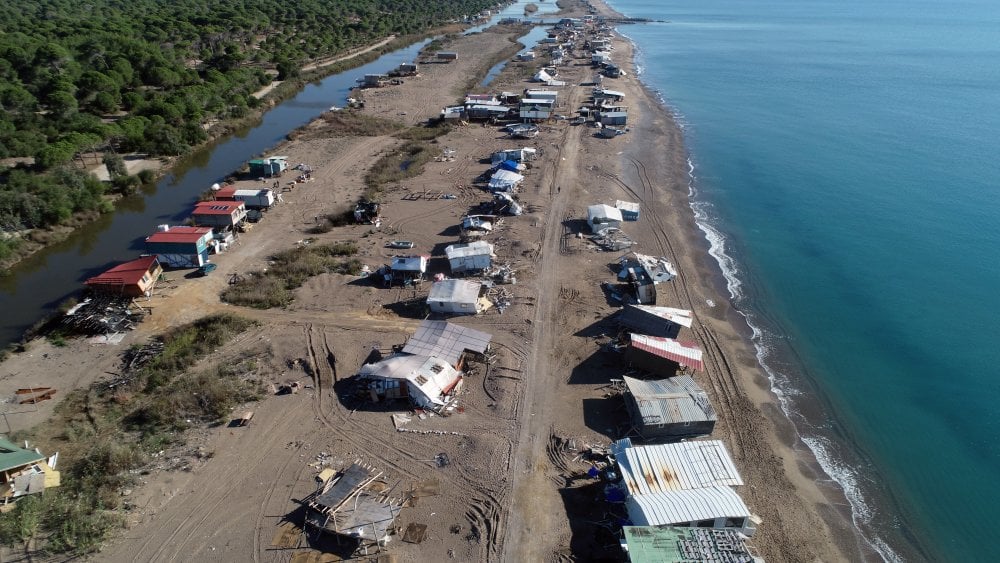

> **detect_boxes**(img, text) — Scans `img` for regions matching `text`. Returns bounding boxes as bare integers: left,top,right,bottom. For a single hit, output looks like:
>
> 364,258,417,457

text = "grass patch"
363,141,437,199
289,111,404,141
221,242,361,308
395,121,452,141
0,314,260,556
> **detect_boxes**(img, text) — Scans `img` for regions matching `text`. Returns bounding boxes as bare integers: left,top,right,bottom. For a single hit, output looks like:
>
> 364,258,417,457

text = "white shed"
587,204,623,233
427,280,486,315
445,241,494,273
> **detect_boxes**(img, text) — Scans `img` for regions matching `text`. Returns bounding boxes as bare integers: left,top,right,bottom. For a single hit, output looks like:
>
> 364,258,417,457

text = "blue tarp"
499,159,521,172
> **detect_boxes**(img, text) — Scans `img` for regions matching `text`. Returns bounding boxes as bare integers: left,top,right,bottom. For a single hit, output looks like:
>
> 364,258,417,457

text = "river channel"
0,0,560,346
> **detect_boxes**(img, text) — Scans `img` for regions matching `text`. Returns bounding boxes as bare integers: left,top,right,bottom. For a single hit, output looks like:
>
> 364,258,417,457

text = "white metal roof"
625,486,751,527
445,240,494,259
615,200,640,213
358,354,462,406
390,255,427,272
588,204,623,222
628,304,694,328
611,437,742,496
633,253,677,283
402,320,492,365
488,170,524,189
428,280,481,304
233,189,272,197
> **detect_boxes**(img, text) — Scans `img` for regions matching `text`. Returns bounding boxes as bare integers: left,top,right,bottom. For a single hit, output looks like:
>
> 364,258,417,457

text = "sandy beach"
0,1,871,561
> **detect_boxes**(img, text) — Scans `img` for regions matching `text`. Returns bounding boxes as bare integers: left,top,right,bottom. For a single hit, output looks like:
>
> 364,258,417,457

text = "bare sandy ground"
0,2,868,561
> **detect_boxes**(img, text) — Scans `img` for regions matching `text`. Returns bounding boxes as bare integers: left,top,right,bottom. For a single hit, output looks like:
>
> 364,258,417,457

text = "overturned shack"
304,461,402,547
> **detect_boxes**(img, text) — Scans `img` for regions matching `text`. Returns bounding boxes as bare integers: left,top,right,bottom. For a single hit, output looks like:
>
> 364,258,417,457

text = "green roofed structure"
0,437,60,507
0,438,44,473
620,526,761,563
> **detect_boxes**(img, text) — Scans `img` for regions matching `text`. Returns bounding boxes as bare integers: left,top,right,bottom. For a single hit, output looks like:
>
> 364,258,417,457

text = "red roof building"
191,201,247,229
626,333,704,377
214,186,238,200
145,226,213,245
85,256,163,297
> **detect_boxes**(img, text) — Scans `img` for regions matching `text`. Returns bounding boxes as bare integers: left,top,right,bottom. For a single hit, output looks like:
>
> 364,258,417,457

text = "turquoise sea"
605,0,1000,560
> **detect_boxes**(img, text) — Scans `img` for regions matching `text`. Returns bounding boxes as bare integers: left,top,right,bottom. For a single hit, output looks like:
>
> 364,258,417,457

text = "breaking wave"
620,26,905,563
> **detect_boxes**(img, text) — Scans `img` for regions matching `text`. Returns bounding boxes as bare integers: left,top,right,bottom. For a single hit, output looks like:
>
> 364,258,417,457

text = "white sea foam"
685,158,905,563
615,16,908,562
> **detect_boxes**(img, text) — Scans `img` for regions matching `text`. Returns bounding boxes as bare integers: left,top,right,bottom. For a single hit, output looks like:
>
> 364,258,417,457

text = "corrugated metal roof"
193,201,244,215
146,226,213,244
630,334,704,371
626,486,750,527
621,375,716,429
611,435,741,496
402,320,492,365
428,280,481,304
445,240,493,259
85,256,159,287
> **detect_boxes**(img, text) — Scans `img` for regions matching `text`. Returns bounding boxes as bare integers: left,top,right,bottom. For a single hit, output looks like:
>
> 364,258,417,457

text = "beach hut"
488,169,524,192
610,438,743,495
0,437,60,505
587,204,623,233
491,147,537,165
619,304,692,339
248,156,288,178
427,280,487,315
85,256,162,297
599,111,628,126
304,462,401,545
444,240,494,273
359,354,463,409
191,201,247,230
401,319,492,369
388,255,428,285
465,104,510,120
523,89,559,101
620,376,716,440
231,188,276,210
615,200,640,221
144,226,215,268
626,333,704,376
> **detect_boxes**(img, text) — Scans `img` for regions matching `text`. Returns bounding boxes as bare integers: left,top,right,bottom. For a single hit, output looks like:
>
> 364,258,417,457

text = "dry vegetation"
0,314,261,556
221,242,361,308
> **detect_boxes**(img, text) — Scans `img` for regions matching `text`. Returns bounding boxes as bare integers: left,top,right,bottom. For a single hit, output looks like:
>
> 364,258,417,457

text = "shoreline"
607,4,922,561
0,1,890,560
594,1,884,561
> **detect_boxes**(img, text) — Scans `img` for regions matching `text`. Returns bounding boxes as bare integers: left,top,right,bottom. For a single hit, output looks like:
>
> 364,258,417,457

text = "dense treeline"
0,0,497,255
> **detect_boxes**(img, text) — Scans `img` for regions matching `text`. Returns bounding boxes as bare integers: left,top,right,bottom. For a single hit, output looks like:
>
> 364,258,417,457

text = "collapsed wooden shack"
304,461,402,547
0,438,60,510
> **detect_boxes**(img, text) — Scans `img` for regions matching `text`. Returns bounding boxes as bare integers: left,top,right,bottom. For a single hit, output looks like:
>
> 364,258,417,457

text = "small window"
430,364,444,374
414,375,428,385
